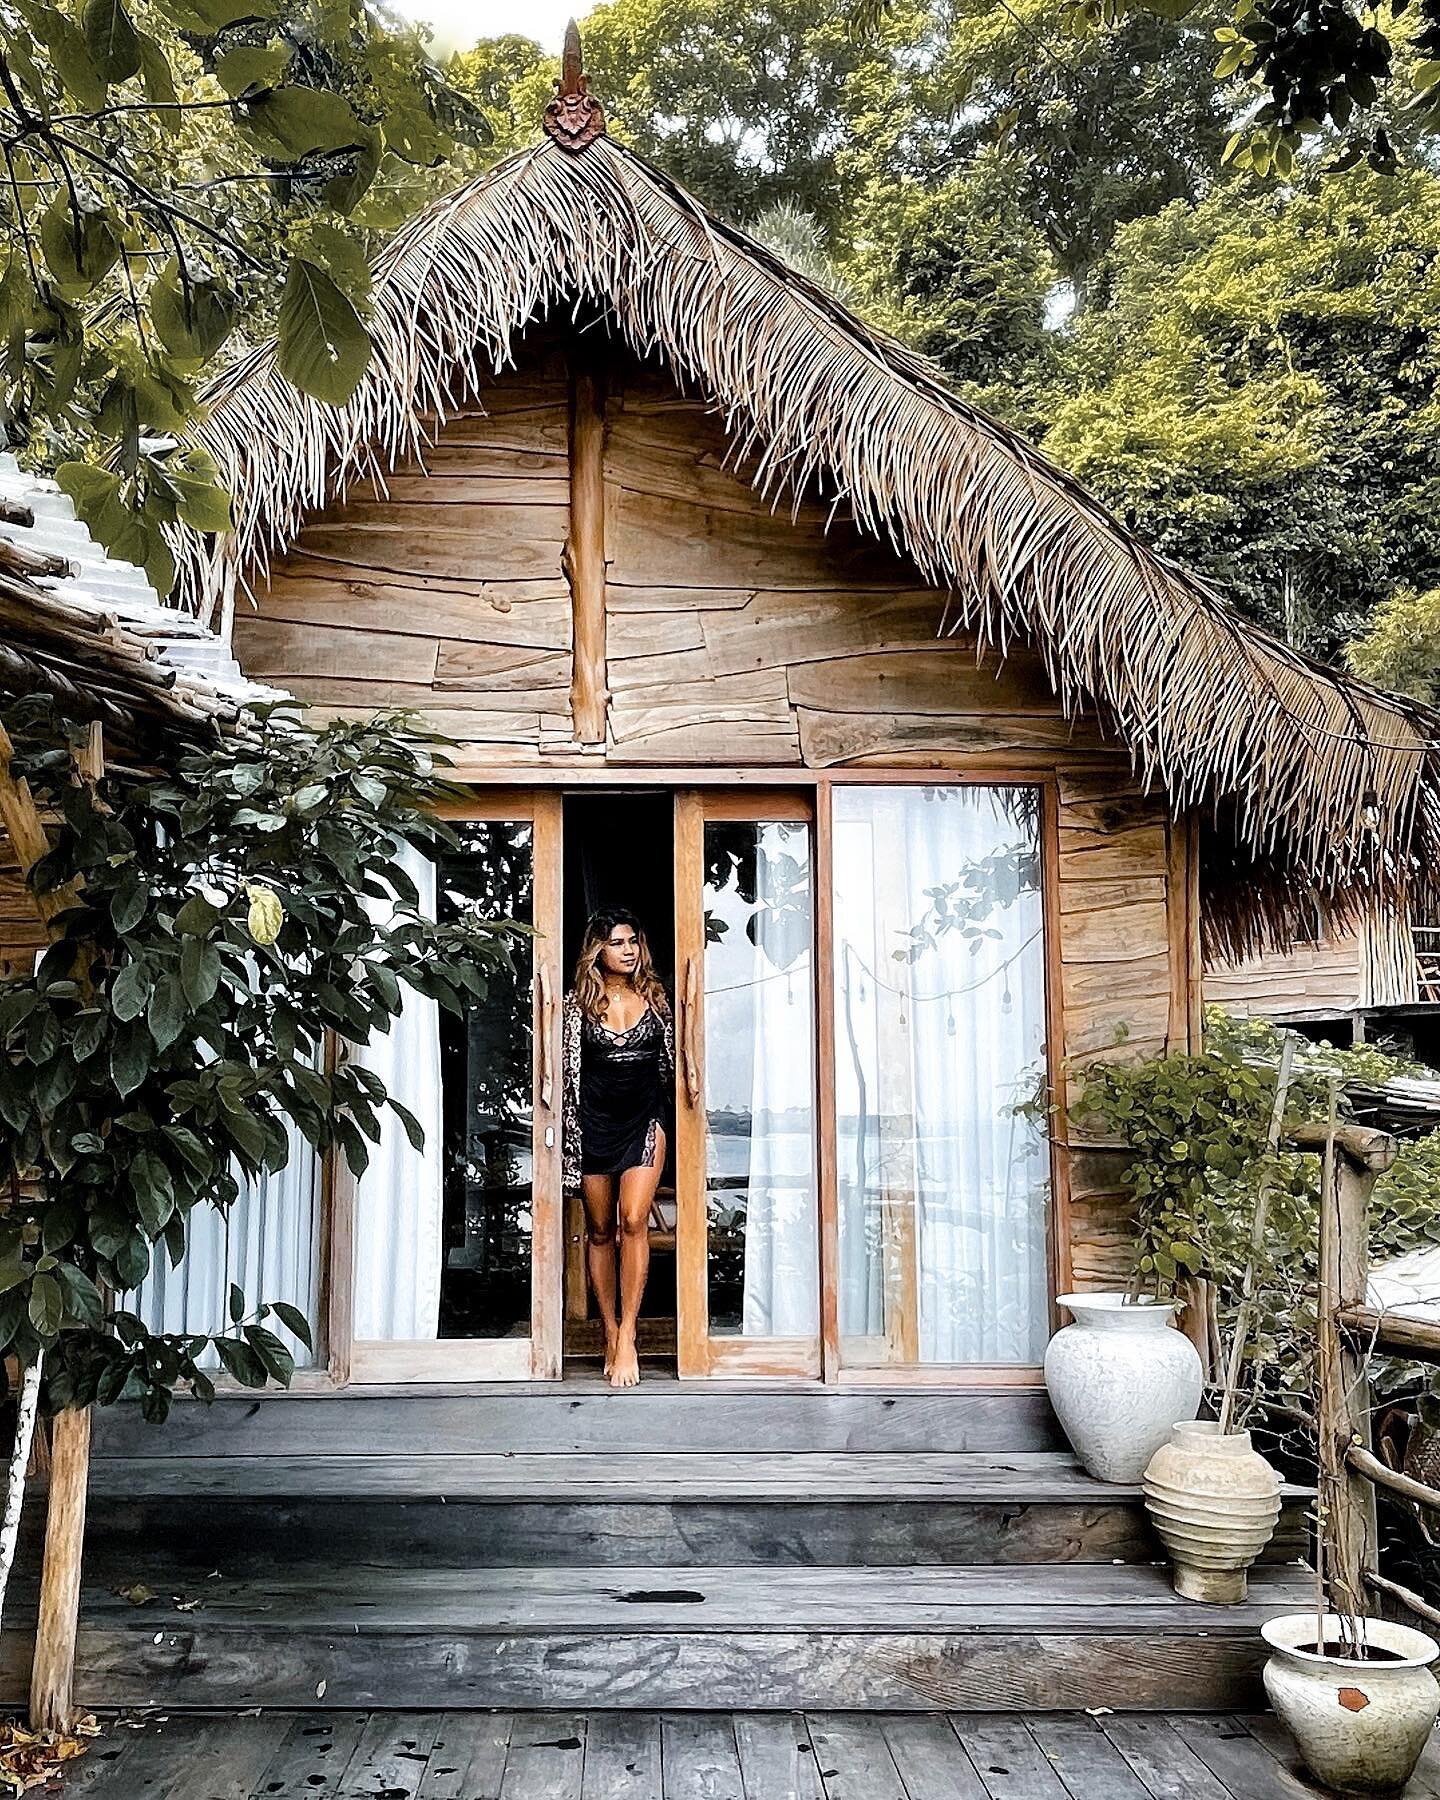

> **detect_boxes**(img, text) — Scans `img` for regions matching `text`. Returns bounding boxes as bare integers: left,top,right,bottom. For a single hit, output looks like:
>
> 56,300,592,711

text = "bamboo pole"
565,343,609,745
28,1407,91,1732
1217,1032,1296,1434
1305,1110,1394,1639
1338,1305,1440,1361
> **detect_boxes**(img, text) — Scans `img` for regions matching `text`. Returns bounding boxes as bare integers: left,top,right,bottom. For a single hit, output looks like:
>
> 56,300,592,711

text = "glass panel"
832,786,1049,1366
703,819,818,1337
436,821,535,1340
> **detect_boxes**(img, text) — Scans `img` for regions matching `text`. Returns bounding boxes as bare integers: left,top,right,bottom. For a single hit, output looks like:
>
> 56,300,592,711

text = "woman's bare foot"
603,1325,619,1378
609,1333,640,1388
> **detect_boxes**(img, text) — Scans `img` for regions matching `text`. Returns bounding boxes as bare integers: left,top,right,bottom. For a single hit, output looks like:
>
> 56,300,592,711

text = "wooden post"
0,719,94,1728
1294,1118,1395,1630
28,1405,91,1731
565,344,608,745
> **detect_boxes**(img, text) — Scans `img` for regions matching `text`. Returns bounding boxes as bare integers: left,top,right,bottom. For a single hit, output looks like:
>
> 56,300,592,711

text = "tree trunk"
0,1359,42,1633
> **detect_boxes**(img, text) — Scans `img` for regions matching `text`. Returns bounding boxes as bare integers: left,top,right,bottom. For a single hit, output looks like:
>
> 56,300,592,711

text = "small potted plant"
1139,1042,1299,1601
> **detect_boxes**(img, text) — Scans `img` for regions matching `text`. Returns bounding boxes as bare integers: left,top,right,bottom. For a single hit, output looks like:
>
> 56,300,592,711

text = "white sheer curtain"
833,786,1050,1365
351,844,444,1342
702,823,819,1339
136,1119,322,1368
737,829,818,1337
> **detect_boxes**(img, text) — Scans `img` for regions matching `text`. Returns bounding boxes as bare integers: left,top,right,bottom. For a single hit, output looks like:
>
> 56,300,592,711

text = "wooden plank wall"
1206,934,1363,1017
234,335,1190,1293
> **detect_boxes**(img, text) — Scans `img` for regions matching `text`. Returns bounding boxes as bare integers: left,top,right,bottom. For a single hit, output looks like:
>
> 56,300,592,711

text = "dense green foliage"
1046,168,1440,649
1076,1009,1440,1419
1349,585,1440,704
0,0,488,593
0,702,515,1417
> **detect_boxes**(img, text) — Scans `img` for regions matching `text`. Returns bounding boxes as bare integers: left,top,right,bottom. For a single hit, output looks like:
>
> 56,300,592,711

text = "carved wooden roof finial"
544,19,606,152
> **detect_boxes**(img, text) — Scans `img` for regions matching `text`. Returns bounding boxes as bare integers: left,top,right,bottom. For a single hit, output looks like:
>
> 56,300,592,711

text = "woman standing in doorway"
563,908,674,1388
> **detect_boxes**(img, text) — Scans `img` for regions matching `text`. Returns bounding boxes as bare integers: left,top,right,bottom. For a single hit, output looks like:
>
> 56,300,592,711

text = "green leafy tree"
843,0,1232,289
1039,164,1440,652
578,0,876,232
845,150,1059,426
1348,585,1440,704
0,699,515,1420
0,0,491,594
446,32,554,159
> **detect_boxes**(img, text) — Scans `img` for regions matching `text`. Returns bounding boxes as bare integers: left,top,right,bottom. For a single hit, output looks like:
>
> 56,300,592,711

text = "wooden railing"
1297,1119,1440,1632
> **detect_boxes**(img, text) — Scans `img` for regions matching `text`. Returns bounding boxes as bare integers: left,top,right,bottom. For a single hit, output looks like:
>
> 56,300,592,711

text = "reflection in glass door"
676,793,820,1377
829,783,1051,1371
348,793,562,1381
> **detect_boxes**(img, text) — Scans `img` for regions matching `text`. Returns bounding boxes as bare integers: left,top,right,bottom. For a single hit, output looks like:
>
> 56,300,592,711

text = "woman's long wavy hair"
572,907,669,1024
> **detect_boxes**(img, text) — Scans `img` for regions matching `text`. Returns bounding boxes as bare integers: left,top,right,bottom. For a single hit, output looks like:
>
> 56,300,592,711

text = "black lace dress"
562,996,675,1191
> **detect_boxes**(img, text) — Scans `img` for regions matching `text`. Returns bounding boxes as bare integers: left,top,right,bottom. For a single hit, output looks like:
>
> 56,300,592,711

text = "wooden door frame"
818,770,1060,1389
321,765,1063,1392
674,788,823,1380
337,789,565,1383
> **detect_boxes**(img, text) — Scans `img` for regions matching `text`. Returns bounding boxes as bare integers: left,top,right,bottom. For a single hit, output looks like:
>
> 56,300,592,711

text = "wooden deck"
59,1708,1440,1799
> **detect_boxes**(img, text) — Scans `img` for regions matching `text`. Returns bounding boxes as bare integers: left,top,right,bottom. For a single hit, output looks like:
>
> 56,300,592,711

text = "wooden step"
0,1563,1314,1714
68,1451,1311,1571
88,1382,1065,1459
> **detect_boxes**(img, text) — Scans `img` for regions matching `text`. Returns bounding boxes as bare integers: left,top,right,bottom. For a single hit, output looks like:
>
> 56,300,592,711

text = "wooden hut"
14,36,1440,1717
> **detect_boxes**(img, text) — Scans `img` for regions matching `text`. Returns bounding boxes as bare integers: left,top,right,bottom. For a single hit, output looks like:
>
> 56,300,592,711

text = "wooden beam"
1350,1440,1440,1515
28,1406,91,1732
1339,1303,1440,1362
565,349,609,744
0,723,65,927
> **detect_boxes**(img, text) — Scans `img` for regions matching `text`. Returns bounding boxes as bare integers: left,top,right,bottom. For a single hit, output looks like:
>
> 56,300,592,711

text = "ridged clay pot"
1263,1613,1440,1797
1141,1419,1282,1602
1043,1292,1203,1484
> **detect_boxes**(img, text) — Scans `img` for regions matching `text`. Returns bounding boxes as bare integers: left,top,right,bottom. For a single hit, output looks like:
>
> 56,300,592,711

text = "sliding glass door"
828,782,1051,1374
675,792,821,1376
346,793,563,1381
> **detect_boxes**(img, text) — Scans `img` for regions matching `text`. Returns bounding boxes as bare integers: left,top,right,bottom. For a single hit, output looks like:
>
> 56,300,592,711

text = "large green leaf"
136,30,178,121
238,85,365,160
274,258,371,406
151,263,237,363
24,4,107,107
28,1273,64,1340
39,193,123,296
214,42,290,97
82,0,141,83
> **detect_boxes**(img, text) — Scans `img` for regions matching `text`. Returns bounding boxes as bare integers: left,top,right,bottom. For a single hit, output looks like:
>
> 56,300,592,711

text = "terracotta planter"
1262,1612,1440,1797
1141,1420,1282,1602
1043,1292,1203,1483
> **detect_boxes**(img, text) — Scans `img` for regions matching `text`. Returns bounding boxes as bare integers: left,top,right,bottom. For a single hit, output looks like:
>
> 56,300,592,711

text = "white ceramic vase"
1043,1292,1203,1483
1141,1419,1282,1602
1262,1612,1440,1797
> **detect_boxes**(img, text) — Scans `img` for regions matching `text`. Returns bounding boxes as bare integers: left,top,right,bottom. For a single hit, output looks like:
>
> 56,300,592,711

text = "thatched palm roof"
169,128,1440,954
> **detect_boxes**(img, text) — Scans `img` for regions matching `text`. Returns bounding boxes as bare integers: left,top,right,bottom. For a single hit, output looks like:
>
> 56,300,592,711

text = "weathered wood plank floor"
56,1710,1440,1799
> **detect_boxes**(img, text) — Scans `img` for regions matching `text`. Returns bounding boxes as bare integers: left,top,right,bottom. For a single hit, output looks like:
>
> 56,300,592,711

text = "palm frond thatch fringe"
170,136,1440,958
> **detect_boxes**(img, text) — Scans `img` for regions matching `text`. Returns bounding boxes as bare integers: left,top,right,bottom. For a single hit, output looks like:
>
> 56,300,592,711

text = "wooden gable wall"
234,333,1196,1292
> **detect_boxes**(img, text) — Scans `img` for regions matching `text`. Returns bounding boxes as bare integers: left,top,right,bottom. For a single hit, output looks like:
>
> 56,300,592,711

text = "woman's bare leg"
611,1126,666,1389
580,1175,620,1374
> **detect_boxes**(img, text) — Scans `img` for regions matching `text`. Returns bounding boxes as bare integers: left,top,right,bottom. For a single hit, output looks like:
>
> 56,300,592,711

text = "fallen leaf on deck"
113,1584,156,1607
0,1711,99,1793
